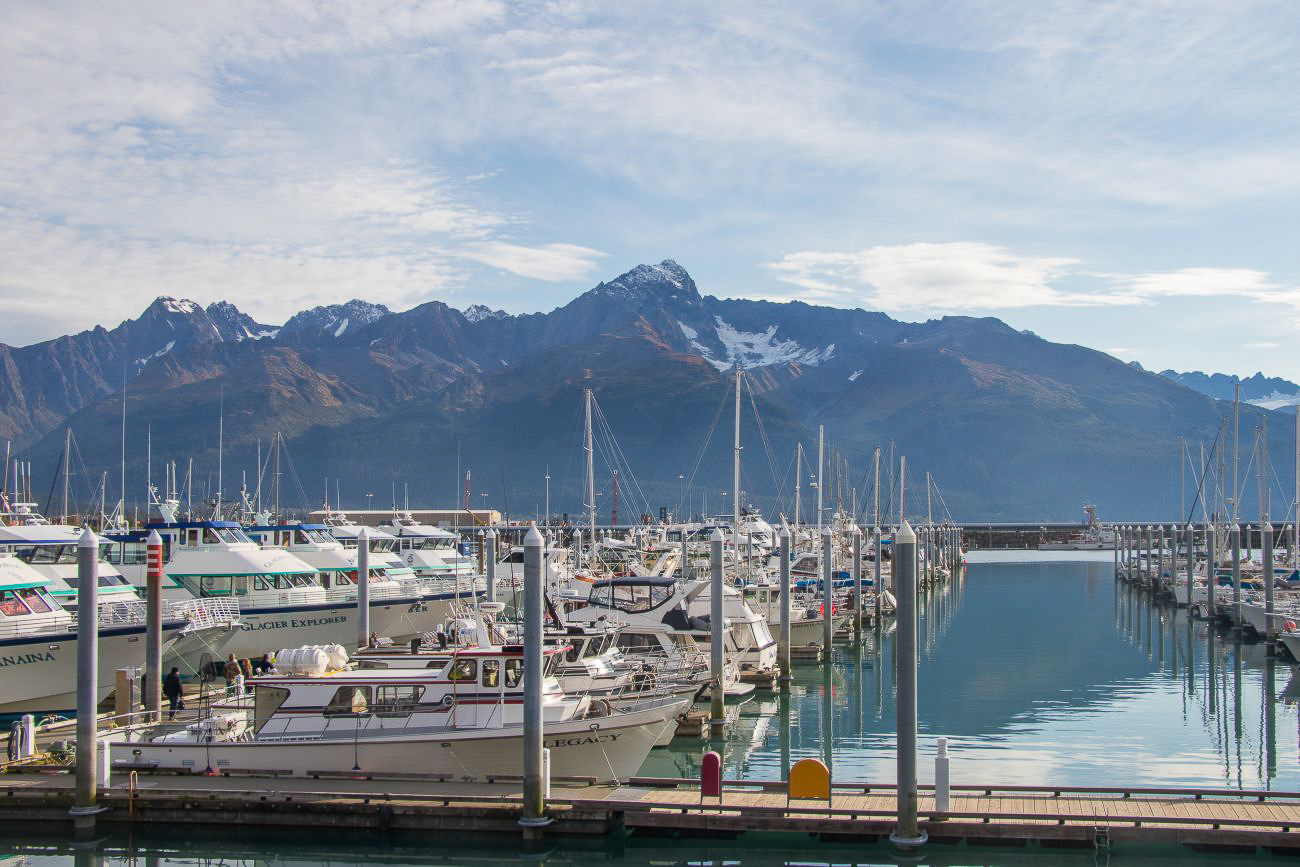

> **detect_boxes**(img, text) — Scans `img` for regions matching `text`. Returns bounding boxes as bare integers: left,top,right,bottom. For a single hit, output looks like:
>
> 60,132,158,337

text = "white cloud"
457,242,606,282
765,244,1300,314
767,242,1130,311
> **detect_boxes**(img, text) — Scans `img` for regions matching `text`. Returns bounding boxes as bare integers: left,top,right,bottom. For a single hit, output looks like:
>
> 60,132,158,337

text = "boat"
0,544,235,713
245,522,455,639
111,642,687,781
1039,505,1116,551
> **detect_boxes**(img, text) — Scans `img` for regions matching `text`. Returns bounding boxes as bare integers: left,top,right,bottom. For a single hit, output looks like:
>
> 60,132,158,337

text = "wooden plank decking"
3,772,1299,852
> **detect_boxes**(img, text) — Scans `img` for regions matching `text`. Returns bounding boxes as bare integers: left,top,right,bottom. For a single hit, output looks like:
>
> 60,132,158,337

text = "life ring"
1285,620,1297,632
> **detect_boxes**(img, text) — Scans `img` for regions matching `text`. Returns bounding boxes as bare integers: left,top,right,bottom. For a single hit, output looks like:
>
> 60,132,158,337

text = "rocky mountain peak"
589,260,701,305
462,304,509,323
281,300,391,338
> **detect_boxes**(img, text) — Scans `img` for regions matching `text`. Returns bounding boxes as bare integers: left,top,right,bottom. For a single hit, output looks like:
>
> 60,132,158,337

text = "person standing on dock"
223,654,241,696
163,667,183,720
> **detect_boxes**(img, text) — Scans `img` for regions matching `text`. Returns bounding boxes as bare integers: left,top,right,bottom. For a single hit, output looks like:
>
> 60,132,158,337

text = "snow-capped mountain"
462,304,509,323
280,300,391,338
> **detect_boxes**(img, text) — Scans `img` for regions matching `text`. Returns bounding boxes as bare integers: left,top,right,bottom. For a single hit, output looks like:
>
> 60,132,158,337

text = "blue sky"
2,1,1298,379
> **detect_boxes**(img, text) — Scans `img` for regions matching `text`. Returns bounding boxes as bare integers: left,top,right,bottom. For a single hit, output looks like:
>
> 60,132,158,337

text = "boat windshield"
591,581,675,614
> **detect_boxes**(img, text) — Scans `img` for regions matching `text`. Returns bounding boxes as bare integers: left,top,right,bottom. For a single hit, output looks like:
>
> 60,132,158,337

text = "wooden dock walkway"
3,770,1300,853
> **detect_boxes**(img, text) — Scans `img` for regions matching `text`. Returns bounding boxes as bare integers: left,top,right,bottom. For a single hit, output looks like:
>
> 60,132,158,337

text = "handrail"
626,776,1300,800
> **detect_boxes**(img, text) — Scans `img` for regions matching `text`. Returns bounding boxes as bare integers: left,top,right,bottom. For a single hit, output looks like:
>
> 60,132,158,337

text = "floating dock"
4,770,1300,854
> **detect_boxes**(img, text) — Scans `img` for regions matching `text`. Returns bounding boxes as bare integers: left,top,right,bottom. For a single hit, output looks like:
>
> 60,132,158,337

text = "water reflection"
645,555,1299,789
1,832,1284,867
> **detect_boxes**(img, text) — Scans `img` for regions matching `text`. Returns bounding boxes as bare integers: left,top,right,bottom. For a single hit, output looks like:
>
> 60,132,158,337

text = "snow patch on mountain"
710,317,836,370
333,318,349,337
677,320,717,362
135,340,176,367
849,370,862,382
160,298,199,315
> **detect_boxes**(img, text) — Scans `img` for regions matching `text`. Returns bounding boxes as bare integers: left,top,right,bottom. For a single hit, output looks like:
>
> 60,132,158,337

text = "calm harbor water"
647,550,1300,789
5,552,1298,865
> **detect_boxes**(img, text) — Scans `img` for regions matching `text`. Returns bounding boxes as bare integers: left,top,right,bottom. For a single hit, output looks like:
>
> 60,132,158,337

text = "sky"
2,1,1299,380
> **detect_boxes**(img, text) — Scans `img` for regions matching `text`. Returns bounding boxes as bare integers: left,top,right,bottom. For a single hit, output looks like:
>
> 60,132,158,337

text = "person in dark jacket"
163,667,183,720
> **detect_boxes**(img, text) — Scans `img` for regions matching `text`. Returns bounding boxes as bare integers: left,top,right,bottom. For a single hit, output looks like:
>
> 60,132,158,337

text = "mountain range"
2,260,1297,522
1157,370,1300,410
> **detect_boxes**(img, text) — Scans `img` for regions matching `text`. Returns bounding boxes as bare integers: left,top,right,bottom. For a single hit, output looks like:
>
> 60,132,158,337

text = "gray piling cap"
525,523,544,546
78,527,98,548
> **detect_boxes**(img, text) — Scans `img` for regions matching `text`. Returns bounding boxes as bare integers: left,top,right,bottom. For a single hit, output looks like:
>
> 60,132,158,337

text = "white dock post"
935,737,950,814
356,527,370,649
1264,521,1275,645
1231,523,1242,630
822,526,834,652
485,527,497,604
71,527,100,837
1206,524,1217,619
852,526,863,635
520,524,549,836
779,526,792,686
710,528,726,736
890,521,925,849
874,526,883,621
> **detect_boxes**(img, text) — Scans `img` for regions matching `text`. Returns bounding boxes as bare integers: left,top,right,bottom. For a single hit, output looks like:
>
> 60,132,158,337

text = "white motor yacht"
112,642,687,781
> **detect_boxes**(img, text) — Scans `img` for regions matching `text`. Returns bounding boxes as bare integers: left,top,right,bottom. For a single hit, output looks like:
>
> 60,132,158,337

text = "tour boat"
0,549,220,713
245,522,455,639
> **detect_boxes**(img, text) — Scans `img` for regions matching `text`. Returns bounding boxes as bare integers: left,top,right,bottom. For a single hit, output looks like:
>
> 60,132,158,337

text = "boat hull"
113,702,684,782
0,621,185,714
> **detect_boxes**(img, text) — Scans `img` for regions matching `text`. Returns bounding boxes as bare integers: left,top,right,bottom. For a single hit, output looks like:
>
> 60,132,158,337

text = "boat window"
198,576,231,597
324,685,372,716
253,686,291,733
504,551,524,564
424,657,449,670
373,685,424,716
565,639,584,663
505,658,524,687
17,588,55,613
615,632,659,652
481,660,500,687
0,590,33,616
187,529,199,546
232,576,250,597
448,658,477,681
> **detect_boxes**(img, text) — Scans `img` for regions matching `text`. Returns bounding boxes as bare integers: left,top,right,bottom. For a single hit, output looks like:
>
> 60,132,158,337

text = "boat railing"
65,599,149,627
170,598,241,630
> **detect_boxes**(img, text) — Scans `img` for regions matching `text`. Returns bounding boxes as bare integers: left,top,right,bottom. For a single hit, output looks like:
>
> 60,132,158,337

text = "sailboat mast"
1232,385,1241,521
794,443,802,531
119,383,126,524
62,428,71,522
216,389,224,520
733,368,741,557
1294,405,1298,561
274,432,282,523
1257,421,1268,522
816,424,824,536
584,388,596,548
899,455,906,524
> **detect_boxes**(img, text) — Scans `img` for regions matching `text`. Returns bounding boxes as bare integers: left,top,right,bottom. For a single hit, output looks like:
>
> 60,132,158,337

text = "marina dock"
3,771,1299,853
